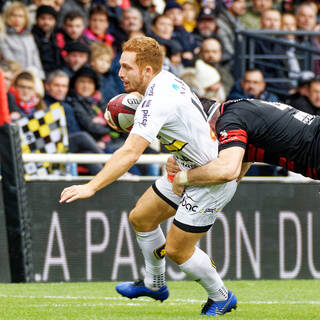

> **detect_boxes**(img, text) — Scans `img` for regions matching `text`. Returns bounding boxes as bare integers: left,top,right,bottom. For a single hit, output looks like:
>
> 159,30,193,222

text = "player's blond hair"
122,37,164,74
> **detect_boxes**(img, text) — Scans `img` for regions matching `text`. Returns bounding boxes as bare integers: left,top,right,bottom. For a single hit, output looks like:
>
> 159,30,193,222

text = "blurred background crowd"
0,0,320,176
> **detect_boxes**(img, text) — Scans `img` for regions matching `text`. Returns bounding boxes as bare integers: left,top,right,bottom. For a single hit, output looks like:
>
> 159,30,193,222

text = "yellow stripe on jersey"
163,139,187,152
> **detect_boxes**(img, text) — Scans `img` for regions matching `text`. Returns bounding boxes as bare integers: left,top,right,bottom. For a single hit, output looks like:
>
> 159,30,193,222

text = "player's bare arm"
59,134,149,203
172,147,245,196
237,162,252,183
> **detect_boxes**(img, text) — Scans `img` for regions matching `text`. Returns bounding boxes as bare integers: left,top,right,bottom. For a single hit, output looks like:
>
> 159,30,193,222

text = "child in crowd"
9,71,47,120
90,41,124,104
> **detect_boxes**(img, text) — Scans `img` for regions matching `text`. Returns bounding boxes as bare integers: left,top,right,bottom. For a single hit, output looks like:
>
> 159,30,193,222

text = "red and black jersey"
216,99,320,179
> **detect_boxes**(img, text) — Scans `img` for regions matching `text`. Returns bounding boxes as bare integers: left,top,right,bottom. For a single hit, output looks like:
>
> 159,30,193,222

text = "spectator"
254,8,290,95
27,0,56,25
0,60,19,114
9,71,47,120
288,76,320,115
111,8,144,51
32,5,61,75
90,41,124,103
83,4,115,47
130,0,154,35
56,11,87,59
147,14,183,76
199,37,234,95
296,2,317,33
182,0,198,33
44,69,104,175
217,0,246,59
53,0,65,12
0,2,45,79
92,0,123,35
227,69,279,101
193,7,220,54
68,66,111,151
63,41,90,77
181,59,226,102
164,1,196,66
286,71,314,107
241,0,273,30
281,12,313,86
58,0,92,27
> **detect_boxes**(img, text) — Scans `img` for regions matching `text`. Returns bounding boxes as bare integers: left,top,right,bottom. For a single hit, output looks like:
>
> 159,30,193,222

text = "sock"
136,226,166,291
179,246,228,301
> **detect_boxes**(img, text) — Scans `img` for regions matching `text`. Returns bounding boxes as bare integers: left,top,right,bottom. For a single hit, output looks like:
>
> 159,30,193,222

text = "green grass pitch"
0,280,319,319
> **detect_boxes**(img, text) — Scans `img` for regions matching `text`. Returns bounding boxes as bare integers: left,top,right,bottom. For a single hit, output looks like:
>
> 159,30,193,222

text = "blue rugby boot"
115,280,169,302
201,290,237,316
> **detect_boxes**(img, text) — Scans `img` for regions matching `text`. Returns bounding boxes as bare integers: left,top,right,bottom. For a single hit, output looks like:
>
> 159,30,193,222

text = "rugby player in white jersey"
60,36,237,316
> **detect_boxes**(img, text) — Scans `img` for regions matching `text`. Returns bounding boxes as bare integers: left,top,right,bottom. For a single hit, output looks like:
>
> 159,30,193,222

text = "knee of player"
129,208,152,231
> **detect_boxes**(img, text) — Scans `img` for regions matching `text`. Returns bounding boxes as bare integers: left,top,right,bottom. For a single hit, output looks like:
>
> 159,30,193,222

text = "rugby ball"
105,93,142,132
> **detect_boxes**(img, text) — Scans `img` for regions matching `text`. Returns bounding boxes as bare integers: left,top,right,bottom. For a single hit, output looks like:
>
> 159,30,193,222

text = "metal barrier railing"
21,153,314,183
234,30,320,95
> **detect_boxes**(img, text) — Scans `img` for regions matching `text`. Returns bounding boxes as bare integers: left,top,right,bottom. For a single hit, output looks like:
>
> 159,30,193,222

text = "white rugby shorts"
153,175,237,233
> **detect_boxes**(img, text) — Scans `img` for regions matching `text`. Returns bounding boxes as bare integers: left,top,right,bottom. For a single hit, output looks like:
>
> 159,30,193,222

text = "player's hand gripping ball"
105,92,142,132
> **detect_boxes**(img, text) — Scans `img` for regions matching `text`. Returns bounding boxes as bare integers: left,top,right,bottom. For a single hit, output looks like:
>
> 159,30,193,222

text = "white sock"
179,246,228,301
136,226,166,290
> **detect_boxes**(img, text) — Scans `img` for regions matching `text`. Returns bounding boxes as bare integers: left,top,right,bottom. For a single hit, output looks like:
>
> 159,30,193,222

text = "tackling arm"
60,134,149,203
187,147,245,185
172,147,245,196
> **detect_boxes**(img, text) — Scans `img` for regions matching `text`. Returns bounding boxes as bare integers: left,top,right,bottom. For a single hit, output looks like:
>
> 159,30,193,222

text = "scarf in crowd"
9,87,37,114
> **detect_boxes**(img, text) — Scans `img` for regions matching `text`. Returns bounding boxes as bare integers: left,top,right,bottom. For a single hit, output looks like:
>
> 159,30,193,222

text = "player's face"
64,18,85,40
74,76,96,97
46,76,69,101
37,13,56,33
119,51,147,94
89,13,109,36
309,82,320,108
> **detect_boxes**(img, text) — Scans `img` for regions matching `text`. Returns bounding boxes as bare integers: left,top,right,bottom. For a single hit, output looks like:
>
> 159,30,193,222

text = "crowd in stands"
0,0,319,176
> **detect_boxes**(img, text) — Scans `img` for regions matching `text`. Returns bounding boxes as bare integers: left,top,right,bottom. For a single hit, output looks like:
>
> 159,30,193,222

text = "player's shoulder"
145,70,186,98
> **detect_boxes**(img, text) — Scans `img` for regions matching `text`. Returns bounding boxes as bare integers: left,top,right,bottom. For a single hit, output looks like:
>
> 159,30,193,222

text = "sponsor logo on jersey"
199,208,215,213
220,130,228,139
180,194,198,212
172,83,179,91
148,84,155,96
139,100,151,127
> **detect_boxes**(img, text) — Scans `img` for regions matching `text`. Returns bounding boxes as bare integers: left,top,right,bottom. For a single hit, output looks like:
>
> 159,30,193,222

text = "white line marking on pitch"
0,294,319,306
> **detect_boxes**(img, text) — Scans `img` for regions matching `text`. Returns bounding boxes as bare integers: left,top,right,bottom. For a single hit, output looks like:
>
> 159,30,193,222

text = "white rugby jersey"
130,70,218,170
